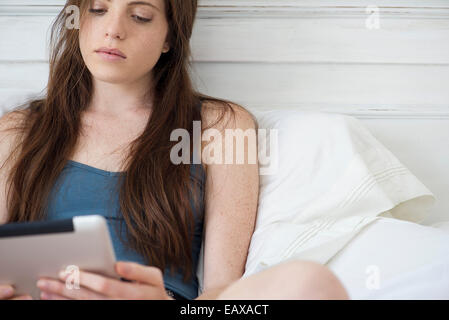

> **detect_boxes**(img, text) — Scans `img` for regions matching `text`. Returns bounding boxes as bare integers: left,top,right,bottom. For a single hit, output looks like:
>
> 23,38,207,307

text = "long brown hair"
3,0,255,282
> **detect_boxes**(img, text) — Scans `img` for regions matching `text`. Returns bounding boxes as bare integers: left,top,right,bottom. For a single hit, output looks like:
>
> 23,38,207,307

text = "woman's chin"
90,72,130,84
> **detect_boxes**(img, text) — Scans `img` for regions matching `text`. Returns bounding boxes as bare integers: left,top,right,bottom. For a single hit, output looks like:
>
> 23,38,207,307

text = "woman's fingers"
10,295,33,300
1,284,33,300
46,262,169,300
0,285,15,299
40,291,70,300
115,261,164,286
37,278,109,300
62,269,153,299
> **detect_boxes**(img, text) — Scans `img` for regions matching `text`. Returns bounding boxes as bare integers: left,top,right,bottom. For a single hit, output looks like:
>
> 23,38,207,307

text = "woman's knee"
216,259,349,300
276,259,349,300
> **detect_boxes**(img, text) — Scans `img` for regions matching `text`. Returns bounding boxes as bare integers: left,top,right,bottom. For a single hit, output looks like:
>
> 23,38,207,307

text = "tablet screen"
0,215,119,299
0,218,74,238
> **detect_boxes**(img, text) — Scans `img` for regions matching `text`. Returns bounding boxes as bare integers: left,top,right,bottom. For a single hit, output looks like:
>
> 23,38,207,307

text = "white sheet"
326,216,449,299
353,258,449,300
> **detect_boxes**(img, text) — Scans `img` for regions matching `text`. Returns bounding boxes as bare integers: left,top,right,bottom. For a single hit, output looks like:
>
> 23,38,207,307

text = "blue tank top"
44,103,205,300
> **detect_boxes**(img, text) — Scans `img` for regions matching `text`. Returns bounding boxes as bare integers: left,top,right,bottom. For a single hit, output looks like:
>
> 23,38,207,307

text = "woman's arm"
0,111,35,299
0,111,25,225
196,102,260,299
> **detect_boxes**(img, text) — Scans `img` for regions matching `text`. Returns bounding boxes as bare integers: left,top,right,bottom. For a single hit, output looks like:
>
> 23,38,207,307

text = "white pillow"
196,110,435,295
241,110,435,278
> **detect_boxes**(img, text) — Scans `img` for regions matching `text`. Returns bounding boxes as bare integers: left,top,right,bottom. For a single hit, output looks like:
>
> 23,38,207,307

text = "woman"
0,0,348,300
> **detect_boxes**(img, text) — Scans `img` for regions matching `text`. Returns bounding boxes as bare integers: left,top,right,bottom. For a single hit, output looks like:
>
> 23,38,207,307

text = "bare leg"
216,260,349,300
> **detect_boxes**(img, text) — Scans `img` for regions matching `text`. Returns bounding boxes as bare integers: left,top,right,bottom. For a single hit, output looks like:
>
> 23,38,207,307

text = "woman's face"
79,0,170,85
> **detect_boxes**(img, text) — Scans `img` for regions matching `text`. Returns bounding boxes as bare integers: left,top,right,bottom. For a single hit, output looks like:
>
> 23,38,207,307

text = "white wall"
0,0,448,224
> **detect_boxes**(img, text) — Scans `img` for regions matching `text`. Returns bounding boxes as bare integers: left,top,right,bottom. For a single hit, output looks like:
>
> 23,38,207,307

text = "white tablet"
0,215,120,300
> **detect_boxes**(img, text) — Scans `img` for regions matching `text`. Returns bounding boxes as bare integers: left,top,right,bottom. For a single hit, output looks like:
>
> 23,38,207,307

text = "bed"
189,1,449,299
196,109,449,300
1,0,448,300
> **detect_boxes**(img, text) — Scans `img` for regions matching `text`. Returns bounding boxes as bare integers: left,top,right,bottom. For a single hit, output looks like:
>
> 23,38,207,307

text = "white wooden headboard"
0,0,448,224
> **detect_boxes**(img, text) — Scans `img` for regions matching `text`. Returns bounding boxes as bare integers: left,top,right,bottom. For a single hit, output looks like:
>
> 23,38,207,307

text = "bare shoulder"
0,109,28,131
199,100,258,174
200,100,257,133
0,109,28,158
0,109,28,224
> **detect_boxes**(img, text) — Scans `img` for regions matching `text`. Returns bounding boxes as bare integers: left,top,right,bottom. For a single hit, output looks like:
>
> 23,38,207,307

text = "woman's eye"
132,15,151,23
89,8,105,15
88,8,151,24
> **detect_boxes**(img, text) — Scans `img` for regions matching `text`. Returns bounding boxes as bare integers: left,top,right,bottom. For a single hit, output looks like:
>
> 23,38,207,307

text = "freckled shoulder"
0,109,29,224
199,100,257,174
200,100,252,130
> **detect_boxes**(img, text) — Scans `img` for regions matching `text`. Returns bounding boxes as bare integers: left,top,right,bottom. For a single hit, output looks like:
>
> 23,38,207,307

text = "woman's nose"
106,30,124,40
104,14,126,40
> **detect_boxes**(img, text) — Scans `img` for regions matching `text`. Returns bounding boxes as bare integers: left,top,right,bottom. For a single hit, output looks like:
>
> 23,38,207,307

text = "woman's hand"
36,261,175,300
0,284,33,300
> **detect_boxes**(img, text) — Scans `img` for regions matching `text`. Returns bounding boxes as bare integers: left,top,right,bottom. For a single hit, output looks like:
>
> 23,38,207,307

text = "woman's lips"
95,47,126,58
95,51,126,61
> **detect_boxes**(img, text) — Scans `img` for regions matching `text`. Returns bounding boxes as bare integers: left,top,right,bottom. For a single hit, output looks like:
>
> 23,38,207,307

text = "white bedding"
196,111,444,298
353,258,449,300
326,216,449,299
241,111,436,278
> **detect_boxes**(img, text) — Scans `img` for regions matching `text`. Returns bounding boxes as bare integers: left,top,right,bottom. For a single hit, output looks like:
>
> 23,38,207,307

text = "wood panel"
0,0,448,223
